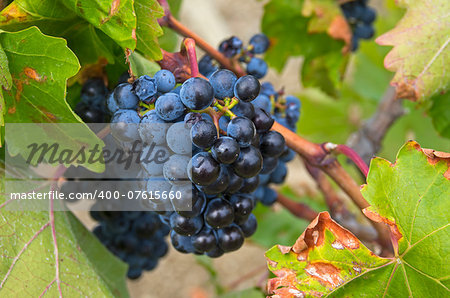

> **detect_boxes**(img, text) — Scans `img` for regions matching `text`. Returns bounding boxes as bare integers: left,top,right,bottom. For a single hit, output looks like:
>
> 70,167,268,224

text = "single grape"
167,122,191,154
246,57,268,79
200,165,229,195
227,116,256,148
198,55,218,77
229,194,254,223
180,77,215,110
260,131,285,157
216,225,244,252
154,69,176,93
280,147,295,162
81,78,108,102
260,187,277,206
155,93,185,121
260,155,279,174
110,109,141,142
204,198,234,228
163,154,190,185
211,136,240,164
232,146,263,178
260,82,277,97
132,75,157,101
139,110,168,145
249,33,270,54
270,162,287,184
169,213,203,236
205,245,224,258
188,152,220,186
239,213,257,237
192,227,217,252
191,119,218,149
209,69,237,100
106,93,119,114
170,230,195,254
113,83,139,110
354,23,374,39
252,107,274,133
233,75,260,102
360,6,376,24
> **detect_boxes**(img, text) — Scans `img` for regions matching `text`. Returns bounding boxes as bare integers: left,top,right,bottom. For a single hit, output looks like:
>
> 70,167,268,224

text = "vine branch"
347,86,404,165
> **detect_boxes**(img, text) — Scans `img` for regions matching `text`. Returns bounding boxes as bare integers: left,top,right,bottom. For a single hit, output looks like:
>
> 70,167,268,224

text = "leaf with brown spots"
0,27,103,172
302,0,352,52
266,212,389,297
376,0,450,102
266,141,450,297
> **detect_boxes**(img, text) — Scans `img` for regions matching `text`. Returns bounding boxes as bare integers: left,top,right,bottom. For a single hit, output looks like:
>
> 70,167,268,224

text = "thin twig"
323,143,369,177
277,193,318,221
157,2,246,77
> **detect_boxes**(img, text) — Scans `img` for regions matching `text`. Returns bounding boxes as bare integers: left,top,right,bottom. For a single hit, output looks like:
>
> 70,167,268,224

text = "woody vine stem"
156,0,392,253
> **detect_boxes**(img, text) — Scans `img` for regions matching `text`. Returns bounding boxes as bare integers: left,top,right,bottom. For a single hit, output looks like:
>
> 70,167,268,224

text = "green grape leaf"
129,51,160,77
134,0,164,60
0,27,103,171
376,0,450,102
302,0,351,49
0,44,12,146
262,0,348,95
0,196,129,296
60,0,136,50
0,1,124,64
1,0,167,63
266,141,450,297
428,92,450,139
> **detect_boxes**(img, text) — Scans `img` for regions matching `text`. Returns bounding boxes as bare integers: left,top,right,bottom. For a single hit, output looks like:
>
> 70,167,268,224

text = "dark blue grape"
232,145,263,178
246,57,268,79
132,75,157,101
188,152,220,186
191,119,218,149
234,75,260,102
180,77,215,110
114,83,139,110
154,69,176,93
155,93,185,121
249,33,270,54
110,109,141,142
209,69,237,99
227,116,256,148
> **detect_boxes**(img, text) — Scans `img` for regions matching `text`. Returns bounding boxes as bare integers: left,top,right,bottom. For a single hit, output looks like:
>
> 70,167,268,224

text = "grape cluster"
106,64,301,257
199,33,270,79
91,211,169,279
340,0,376,51
74,78,109,123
